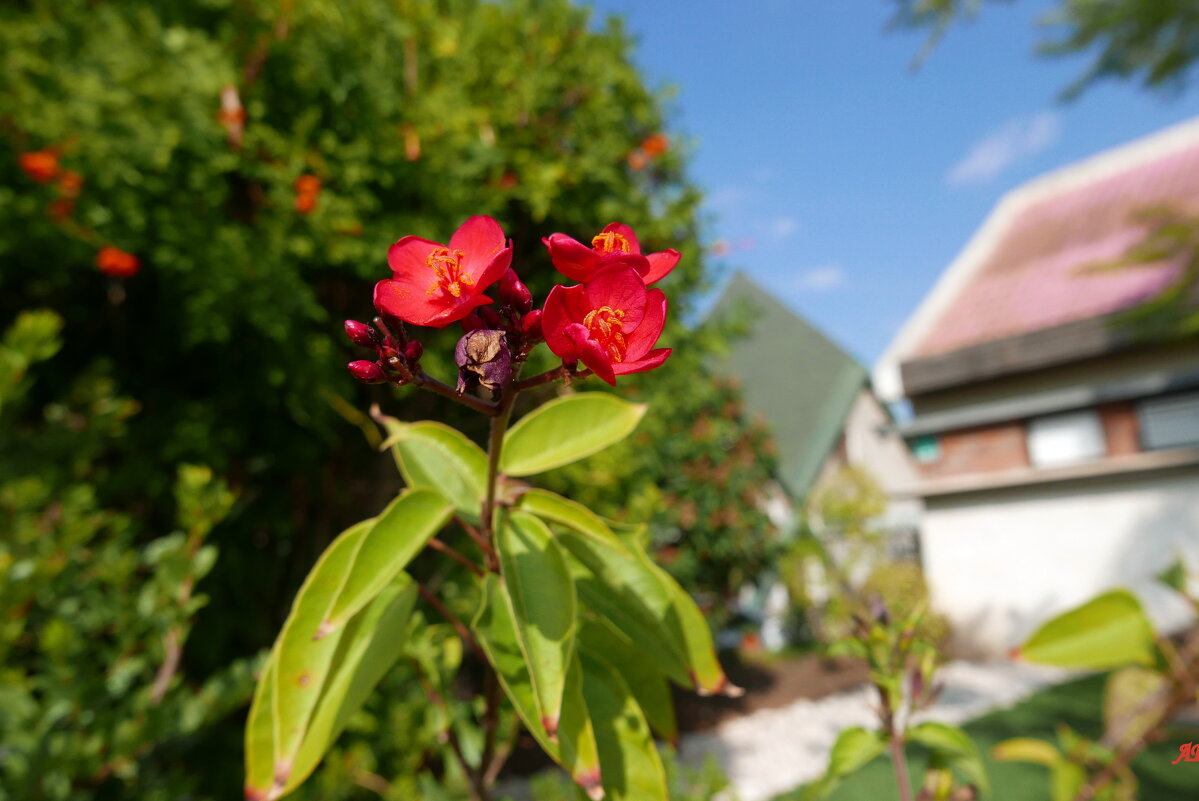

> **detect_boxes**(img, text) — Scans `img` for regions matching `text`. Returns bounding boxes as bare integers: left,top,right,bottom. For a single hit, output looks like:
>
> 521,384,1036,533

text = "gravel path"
677,660,1071,801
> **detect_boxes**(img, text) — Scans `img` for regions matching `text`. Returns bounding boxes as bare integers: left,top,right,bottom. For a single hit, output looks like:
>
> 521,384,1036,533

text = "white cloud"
764,215,800,241
946,112,1062,187
791,264,847,292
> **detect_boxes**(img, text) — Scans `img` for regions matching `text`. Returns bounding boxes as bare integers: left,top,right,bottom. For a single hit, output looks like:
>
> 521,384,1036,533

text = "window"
1027,409,1105,468
1138,391,1199,451
909,435,940,464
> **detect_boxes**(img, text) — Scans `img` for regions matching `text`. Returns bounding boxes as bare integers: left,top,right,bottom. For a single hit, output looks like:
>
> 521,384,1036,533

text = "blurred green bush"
1,0,780,795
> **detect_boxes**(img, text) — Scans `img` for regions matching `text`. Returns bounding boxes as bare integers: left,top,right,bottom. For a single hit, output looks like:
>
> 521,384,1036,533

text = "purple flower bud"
344,319,379,348
454,329,511,395
404,340,423,362
499,269,533,313
521,308,543,339
347,360,386,383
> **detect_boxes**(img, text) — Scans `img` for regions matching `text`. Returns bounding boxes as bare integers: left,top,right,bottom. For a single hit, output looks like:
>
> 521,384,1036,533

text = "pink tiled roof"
914,141,1199,358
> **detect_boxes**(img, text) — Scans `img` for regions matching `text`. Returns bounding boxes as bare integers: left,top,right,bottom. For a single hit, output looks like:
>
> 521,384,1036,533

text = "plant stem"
427,537,485,577
480,388,516,544
417,583,484,662
890,735,914,801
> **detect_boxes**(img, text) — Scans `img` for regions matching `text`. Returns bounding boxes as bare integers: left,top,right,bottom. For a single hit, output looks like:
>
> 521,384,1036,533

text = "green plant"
994,567,1199,801
0,310,250,800
243,219,738,801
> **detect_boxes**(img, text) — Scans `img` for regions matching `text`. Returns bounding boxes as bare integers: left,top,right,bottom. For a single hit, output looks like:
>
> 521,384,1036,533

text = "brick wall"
917,421,1029,479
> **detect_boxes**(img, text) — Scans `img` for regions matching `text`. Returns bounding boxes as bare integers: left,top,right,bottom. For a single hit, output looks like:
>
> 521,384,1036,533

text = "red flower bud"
478,306,502,329
95,246,140,279
521,308,543,339
347,360,387,383
344,320,379,347
404,340,424,361
498,269,533,313
461,313,485,333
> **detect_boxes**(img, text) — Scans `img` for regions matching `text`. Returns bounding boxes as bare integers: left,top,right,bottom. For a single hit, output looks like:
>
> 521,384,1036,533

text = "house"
874,118,1199,657
709,274,921,647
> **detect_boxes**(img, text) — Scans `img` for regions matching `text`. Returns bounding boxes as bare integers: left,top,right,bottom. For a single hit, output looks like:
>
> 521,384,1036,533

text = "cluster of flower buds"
343,317,425,386
347,214,678,395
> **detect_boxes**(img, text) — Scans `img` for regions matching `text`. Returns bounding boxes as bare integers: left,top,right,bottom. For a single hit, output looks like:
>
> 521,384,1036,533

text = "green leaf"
1018,589,1157,669
580,651,668,801
1050,761,1087,801
472,574,602,798
520,489,734,695
495,510,577,737
804,726,888,800
320,489,453,634
378,416,488,523
253,518,371,798
500,393,647,476
991,738,1061,767
285,577,418,793
1156,557,1189,593
577,616,677,743
1104,666,1170,750
908,721,990,796
244,649,278,795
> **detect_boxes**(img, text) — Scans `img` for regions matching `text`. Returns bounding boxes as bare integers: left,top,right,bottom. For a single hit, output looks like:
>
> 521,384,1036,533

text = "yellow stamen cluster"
590,231,631,254
425,248,474,297
583,305,628,362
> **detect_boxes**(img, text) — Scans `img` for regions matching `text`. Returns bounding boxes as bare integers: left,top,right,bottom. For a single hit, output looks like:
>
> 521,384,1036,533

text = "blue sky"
586,0,1199,365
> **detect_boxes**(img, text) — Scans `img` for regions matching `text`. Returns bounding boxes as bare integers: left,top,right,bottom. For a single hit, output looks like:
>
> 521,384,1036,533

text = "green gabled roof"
708,272,868,498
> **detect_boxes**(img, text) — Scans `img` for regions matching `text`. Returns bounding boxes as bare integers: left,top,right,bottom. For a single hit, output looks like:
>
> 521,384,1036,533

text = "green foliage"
0,0,770,796
890,0,1199,98
802,727,889,800
0,311,251,800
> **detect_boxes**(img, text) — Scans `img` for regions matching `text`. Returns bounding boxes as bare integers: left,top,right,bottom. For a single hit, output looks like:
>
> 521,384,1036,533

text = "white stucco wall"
923,467,1199,657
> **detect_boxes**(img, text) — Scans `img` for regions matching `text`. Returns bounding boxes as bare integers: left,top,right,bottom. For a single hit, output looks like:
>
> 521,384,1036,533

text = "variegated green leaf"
319,489,452,634
472,574,602,798
501,393,646,476
495,510,576,737
378,415,488,523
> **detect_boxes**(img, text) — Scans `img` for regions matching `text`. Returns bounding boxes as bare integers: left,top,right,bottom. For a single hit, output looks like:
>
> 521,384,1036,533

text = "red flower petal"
544,233,602,282
542,283,590,359
387,236,445,280
449,215,506,274
583,263,648,331
565,324,617,385
613,347,671,376
623,288,667,360
641,249,680,284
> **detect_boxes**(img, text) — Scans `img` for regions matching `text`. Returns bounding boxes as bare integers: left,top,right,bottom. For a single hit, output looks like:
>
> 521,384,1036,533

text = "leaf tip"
577,768,604,800
1007,645,1023,661
541,714,560,742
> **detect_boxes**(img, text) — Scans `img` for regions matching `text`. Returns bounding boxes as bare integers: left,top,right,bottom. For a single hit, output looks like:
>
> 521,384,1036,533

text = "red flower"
19,150,60,184
542,263,671,385
96,246,140,279
374,215,512,328
543,222,679,285
294,174,321,214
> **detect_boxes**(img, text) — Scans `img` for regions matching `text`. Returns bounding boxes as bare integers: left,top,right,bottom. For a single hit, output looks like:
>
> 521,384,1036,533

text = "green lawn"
773,673,1199,801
